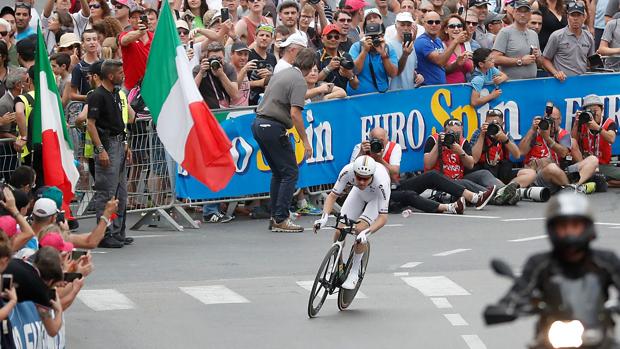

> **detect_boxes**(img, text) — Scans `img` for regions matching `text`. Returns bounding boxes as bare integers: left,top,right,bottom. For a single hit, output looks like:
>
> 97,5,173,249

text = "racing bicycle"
307,214,370,318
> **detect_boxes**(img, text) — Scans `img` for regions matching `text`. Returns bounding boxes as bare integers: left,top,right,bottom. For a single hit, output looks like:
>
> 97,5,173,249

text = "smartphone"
189,40,194,49
140,14,148,25
403,32,412,46
56,210,66,224
530,45,535,55
1,274,12,291
71,249,87,260
464,41,472,53
221,8,230,22
63,272,83,283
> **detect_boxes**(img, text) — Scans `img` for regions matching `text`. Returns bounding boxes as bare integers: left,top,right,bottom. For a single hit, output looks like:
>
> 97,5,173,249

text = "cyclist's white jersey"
331,162,391,215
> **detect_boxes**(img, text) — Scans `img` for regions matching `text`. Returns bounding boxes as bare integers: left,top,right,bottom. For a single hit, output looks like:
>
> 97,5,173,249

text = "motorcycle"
483,259,620,349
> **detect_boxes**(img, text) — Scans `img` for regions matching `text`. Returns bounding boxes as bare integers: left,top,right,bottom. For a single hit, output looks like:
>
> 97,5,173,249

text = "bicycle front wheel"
338,242,370,311
308,245,340,318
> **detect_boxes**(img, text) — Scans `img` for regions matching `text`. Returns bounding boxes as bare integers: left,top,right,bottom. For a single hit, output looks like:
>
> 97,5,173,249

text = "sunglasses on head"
15,2,31,9
487,109,503,117
114,3,126,9
445,119,462,126
89,3,101,8
427,19,441,25
466,21,478,26
447,23,463,28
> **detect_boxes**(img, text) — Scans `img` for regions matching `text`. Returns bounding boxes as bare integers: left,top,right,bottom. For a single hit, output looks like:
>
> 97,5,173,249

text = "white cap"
583,94,604,108
364,8,382,20
395,12,414,23
279,31,308,48
32,198,58,218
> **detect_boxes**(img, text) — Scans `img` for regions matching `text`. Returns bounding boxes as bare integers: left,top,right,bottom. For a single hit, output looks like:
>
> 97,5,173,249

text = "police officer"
86,59,133,248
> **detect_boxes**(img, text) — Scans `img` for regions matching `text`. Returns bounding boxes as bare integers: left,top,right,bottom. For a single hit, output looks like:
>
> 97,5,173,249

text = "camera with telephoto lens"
369,138,384,153
579,110,593,124
486,122,500,137
538,117,553,131
208,57,222,71
442,132,457,147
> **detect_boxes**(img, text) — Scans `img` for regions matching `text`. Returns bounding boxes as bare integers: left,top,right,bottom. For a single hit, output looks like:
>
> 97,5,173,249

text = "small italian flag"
142,1,234,191
32,24,79,208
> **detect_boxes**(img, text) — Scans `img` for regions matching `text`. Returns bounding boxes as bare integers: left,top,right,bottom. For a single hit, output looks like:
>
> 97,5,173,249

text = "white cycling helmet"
353,155,377,177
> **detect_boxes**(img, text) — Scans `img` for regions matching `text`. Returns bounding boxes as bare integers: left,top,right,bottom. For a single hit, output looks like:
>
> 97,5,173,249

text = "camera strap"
368,54,389,93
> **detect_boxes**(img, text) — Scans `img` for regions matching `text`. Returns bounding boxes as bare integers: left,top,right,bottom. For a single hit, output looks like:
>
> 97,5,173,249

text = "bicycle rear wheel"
337,242,370,311
308,245,340,318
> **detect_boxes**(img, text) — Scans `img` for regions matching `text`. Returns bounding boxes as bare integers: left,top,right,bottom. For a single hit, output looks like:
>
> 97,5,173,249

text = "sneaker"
98,235,124,248
341,271,359,290
203,212,234,223
583,182,596,194
494,182,519,205
475,185,496,210
507,189,521,205
445,198,464,215
296,204,323,216
272,218,304,233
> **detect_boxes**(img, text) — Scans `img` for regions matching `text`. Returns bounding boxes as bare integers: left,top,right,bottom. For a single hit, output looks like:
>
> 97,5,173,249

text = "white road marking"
400,262,423,269
508,235,547,242
296,281,367,299
385,224,404,227
89,251,107,254
595,222,620,226
444,313,469,326
130,234,172,238
462,335,488,349
393,272,409,276
304,223,404,231
409,212,500,219
401,276,471,296
433,249,471,257
430,297,452,309
180,285,250,305
501,217,544,222
77,289,136,311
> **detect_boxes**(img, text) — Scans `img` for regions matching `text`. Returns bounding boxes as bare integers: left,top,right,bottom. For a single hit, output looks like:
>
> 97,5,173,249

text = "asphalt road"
65,191,620,349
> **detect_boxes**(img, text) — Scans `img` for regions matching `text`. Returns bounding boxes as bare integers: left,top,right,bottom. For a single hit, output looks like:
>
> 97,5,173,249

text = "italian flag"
142,1,234,191
32,24,79,209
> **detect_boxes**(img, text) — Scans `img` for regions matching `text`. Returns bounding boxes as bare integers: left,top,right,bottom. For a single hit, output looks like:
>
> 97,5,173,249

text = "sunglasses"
178,29,189,35
447,23,463,28
354,174,372,181
419,9,431,13
326,33,340,40
487,109,503,117
89,3,101,8
446,120,462,126
427,20,441,25
114,3,126,9
14,2,31,9
337,18,352,23
466,21,478,26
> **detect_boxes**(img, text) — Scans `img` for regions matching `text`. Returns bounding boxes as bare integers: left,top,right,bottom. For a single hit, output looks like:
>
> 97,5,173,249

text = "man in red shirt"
119,5,153,90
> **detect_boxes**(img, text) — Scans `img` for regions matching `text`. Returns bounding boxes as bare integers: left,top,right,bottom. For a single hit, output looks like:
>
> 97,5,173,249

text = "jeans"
93,137,128,238
391,171,468,212
203,204,219,216
463,169,504,189
454,179,487,193
251,117,298,222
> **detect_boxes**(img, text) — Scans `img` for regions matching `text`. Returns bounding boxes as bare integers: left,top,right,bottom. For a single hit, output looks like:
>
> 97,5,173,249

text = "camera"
369,138,384,153
442,132,456,147
486,122,500,137
56,210,66,224
538,117,552,131
372,36,381,47
208,57,222,70
579,110,593,124
339,53,354,70
255,60,267,70
364,23,383,48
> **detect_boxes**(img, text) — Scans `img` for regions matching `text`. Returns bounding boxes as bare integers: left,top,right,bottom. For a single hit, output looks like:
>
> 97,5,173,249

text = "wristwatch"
516,58,523,66
501,138,510,145
94,145,105,154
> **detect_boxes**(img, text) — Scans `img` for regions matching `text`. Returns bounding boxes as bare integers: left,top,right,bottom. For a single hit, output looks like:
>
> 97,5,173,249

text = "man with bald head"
351,127,402,182
414,10,468,85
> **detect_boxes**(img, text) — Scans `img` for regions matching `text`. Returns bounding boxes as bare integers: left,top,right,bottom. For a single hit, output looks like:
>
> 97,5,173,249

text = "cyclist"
314,155,391,290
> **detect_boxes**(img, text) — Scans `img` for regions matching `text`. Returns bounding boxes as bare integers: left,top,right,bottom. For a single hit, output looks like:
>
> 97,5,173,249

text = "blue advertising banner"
176,73,620,200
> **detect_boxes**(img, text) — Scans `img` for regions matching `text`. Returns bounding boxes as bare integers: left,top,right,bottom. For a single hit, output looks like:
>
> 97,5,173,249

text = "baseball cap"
395,12,414,23
322,23,342,36
32,198,58,218
0,215,18,238
0,6,15,17
513,0,532,9
567,1,585,14
255,23,275,35
58,33,80,48
484,12,506,25
231,41,250,52
583,94,603,107
469,0,490,6
344,0,369,12
112,0,130,7
279,31,308,48
176,20,189,31
129,4,145,15
364,8,382,20
39,232,74,252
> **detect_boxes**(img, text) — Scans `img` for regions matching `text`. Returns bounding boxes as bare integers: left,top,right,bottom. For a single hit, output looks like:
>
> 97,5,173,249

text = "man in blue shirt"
414,11,467,85
14,3,34,42
348,22,398,95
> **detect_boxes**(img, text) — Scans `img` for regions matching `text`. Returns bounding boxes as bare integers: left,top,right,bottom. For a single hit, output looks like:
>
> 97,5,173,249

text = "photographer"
351,127,401,183
470,109,533,205
119,6,153,90
424,118,497,198
519,105,598,193
316,24,359,90
571,94,619,185
348,21,398,95
194,42,239,109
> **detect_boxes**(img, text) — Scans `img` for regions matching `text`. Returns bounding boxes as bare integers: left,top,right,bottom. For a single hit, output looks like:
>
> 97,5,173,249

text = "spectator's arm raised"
427,31,467,67
376,38,398,77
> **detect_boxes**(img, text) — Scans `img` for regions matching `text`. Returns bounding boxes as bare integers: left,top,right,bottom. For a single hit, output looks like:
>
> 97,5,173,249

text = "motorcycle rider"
487,192,620,348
